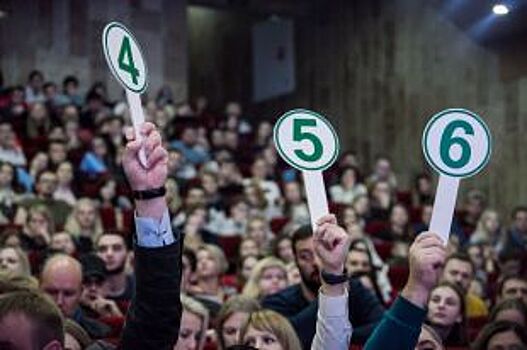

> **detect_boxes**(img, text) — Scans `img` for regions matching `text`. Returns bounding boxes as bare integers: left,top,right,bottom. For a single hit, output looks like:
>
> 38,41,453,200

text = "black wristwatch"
320,269,348,285
132,186,166,200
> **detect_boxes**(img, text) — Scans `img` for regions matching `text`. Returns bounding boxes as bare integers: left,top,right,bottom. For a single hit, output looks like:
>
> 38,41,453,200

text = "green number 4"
440,120,474,169
293,119,323,162
118,36,140,85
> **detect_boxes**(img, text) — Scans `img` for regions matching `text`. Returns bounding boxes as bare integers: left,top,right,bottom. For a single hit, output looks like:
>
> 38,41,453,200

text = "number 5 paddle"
274,109,340,230
422,109,492,245
102,22,148,167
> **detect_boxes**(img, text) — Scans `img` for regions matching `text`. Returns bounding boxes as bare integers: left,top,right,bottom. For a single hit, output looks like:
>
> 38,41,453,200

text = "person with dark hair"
489,298,527,327
412,173,434,208
170,127,210,166
95,232,134,305
472,321,527,350
182,248,197,294
426,282,467,346
0,161,22,223
62,75,83,106
79,253,123,319
329,166,367,205
496,274,527,305
500,206,527,256
271,235,295,264
25,70,45,104
262,223,384,348
0,290,64,349
441,252,488,317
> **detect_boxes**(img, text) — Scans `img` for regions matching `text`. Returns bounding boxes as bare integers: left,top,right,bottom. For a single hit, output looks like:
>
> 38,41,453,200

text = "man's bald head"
40,254,83,318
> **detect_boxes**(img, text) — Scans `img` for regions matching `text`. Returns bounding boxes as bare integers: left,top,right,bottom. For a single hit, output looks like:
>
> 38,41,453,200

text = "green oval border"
102,22,148,94
422,108,492,178
273,108,340,171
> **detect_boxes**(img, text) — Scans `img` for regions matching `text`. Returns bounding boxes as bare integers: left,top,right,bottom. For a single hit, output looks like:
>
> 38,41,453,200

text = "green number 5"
293,119,323,162
440,120,474,169
118,36,140,85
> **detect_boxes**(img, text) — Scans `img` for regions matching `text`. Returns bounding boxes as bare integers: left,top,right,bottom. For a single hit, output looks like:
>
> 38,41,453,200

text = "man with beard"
441,252,488,318
262,224,384,348
95,232,134,306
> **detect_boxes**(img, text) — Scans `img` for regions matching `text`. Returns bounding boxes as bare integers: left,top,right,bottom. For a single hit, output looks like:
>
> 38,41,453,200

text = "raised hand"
122,122,168,191
314,214,352,275
122,123,169,220
402,232,446,308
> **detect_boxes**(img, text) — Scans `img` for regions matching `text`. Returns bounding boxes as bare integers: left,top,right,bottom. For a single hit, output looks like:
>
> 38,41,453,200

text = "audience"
0,70,525,349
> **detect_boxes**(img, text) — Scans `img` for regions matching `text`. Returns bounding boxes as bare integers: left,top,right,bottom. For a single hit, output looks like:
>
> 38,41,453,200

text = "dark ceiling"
432,0,527,50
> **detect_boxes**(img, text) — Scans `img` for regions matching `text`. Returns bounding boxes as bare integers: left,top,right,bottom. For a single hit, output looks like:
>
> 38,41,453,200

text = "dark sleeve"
261,291,299,318
364,296,426,350
289,301,318,349
120,241,182,350
349,279,385,343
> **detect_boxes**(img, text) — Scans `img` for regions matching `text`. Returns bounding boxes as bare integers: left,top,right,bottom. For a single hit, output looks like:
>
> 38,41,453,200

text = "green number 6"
293,119,323,162
440,120,474,169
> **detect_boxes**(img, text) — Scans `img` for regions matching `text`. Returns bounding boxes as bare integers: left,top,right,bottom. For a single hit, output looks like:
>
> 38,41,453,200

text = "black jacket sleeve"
120,240,182,350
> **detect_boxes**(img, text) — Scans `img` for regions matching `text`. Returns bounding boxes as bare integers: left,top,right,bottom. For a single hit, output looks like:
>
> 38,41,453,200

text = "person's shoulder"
262,284,303,305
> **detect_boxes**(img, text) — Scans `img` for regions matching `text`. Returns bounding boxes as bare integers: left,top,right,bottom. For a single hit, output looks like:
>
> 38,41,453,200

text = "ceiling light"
492,4,510,15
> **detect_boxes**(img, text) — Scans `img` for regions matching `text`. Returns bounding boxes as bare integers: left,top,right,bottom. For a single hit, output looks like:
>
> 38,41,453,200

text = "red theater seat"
388,265,409,291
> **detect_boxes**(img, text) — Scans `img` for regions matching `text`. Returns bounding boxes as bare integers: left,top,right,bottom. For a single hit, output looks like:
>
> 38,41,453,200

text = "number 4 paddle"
274,109,340,230
422,109,492,245
102,22,148,167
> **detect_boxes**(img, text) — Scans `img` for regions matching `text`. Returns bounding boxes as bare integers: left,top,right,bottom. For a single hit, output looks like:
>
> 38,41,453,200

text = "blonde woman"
0,246,31,276
216,296,261,349
64,198,103,240
470,209,502,247
190,244,229,303
174,295,209,350
242,257,288,300
241,309,301,350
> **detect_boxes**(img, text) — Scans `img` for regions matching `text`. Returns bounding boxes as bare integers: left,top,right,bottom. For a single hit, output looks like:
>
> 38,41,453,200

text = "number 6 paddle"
274,109,340,230
102,22,148,167
422,109,492,245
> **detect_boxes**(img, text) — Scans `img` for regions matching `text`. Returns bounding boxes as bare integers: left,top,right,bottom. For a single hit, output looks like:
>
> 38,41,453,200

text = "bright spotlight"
493,4,510,15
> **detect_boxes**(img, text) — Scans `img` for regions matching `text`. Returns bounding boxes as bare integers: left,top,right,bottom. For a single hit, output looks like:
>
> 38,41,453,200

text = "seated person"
262,222,384,348
441,252,488,317
426,282,467,346
216,296,261,349
241,309,301,350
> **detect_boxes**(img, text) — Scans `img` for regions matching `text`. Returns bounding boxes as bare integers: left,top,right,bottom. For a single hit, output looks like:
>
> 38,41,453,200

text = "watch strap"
320,269,348,285
132,186,166,200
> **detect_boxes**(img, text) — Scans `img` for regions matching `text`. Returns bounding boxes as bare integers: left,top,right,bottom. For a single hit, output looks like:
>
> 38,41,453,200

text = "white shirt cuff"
318,289,349,317
134,209,176,247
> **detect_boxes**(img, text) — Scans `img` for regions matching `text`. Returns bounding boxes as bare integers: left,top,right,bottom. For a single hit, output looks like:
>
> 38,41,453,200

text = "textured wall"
0,0,188,101
188,6,252,108
254,0,527,215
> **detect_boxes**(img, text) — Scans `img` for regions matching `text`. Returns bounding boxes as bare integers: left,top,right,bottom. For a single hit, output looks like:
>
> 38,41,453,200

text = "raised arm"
364,232,446,350
311,214,353,350
120,123,182,350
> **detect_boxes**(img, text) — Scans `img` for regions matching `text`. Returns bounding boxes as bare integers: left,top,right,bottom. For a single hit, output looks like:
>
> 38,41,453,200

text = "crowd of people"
0,69,525,350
